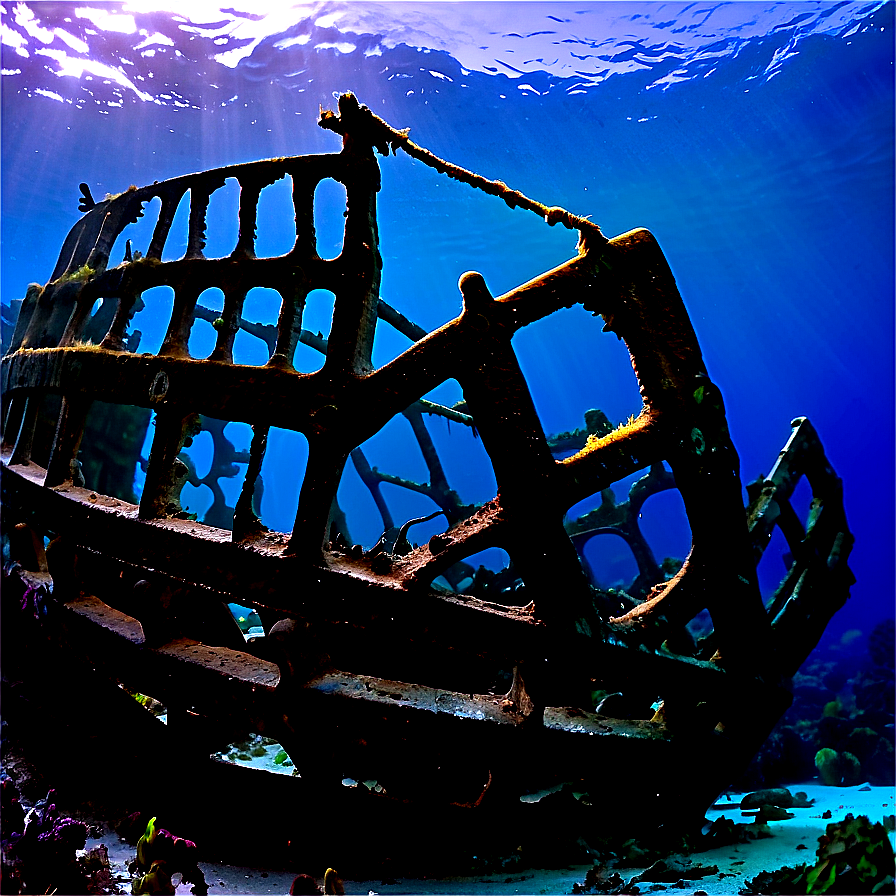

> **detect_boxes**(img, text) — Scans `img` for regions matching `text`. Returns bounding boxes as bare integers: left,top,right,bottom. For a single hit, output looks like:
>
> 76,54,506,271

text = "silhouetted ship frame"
1,94,853,857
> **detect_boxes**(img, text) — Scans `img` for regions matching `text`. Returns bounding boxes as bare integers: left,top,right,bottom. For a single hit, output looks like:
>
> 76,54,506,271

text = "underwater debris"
0,92,856,856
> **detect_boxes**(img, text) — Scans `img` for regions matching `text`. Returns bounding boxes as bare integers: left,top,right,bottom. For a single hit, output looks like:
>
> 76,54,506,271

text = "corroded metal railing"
0,94,854,837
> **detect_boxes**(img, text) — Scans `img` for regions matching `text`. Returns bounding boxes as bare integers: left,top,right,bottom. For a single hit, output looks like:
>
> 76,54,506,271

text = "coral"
0,777,26,840
0,787,91,895
845,727,886,765
582,412,645,453
815,748,863,787
808,814,895,894
737,723,817,790
741,630,895,792
130,816,208,896
864,738,895,786
132,859,176,895
290,874,322,895
814,747,841,785
55,263,96,285
742,865,810,894
289,868,345,896
869,619,895,670
743,813,895,895
324,867,345,895
82,843,115,893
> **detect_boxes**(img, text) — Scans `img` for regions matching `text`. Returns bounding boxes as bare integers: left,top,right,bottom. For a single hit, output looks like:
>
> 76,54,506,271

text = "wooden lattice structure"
1,94,854,856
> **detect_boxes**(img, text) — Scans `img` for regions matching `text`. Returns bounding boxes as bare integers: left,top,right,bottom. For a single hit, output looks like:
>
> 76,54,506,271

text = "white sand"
84,781,894,895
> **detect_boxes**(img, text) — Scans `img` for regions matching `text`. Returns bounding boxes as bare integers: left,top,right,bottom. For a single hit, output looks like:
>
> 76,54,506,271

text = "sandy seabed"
79,781,894,896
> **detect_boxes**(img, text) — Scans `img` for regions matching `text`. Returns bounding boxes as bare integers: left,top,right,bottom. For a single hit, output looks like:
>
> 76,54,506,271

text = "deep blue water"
1,1,893,639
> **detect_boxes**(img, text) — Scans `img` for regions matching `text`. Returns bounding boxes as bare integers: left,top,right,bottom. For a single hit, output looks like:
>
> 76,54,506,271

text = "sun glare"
73,6,137,35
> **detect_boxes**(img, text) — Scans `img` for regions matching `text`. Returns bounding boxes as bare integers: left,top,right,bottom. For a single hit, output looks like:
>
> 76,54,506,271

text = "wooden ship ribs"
1,94,854,846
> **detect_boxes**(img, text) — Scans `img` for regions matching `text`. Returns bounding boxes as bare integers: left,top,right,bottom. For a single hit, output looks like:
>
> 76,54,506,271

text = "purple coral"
37,815,89,851
3,792,90,895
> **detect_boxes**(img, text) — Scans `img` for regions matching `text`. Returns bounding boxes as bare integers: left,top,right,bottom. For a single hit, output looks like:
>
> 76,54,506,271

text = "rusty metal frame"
1,93,854,835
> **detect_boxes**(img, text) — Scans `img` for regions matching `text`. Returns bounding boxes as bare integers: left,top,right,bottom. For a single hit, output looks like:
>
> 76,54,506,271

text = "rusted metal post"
139,409,201,520
45,394,92,487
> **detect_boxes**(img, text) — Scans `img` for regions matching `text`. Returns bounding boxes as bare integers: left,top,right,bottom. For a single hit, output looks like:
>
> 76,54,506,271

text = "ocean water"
1,1,893,641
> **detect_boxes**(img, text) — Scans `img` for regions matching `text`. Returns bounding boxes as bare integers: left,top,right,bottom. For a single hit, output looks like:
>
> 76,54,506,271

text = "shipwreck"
0,94,854,863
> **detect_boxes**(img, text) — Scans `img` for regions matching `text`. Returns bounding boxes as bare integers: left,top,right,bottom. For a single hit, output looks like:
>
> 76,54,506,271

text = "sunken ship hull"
1,94,853,863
